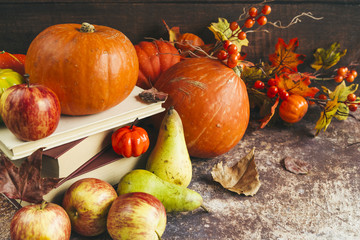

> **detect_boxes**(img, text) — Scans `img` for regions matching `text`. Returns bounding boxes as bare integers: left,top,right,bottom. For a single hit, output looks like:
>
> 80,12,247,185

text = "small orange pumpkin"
25,22,139,116
135,40,180,89
111,124,150,158
279,94,308,123
176,33,205,52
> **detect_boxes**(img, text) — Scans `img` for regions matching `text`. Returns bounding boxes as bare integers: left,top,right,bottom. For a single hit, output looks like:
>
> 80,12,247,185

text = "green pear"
117,169,203,212
146,106,192,187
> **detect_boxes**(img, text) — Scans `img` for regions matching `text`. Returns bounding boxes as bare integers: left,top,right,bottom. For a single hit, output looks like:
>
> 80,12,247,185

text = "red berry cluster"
253,78,290,100
216,5,271,68
334,66,358,83
217,40,241,68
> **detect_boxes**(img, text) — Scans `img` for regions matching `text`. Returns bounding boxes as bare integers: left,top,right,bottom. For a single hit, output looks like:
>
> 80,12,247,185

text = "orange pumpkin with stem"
154,57,250,158
25,22,138,116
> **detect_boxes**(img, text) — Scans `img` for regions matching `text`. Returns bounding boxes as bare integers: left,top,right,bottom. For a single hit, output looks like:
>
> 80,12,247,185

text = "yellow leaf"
208,17,249,52
314,96,339,136
211,148,261,196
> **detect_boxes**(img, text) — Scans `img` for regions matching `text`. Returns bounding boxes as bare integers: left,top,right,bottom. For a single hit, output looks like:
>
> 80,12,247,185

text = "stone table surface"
1,106,359,240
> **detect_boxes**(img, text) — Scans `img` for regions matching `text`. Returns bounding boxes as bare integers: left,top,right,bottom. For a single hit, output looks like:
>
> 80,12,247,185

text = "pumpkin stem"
130,118,139,130
80,22,95,33
23,73,30,87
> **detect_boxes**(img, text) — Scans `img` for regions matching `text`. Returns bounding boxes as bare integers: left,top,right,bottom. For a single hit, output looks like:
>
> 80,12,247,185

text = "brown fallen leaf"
138,87,168,103
283,156,311,175
0,149,62,204
211,147,261,196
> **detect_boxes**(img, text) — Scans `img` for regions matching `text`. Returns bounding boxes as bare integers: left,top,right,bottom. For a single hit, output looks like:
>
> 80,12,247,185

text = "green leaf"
208,17,249,52
315,82,358,135
334,103,349,121
329,81,358,102
314,97,339,136
311,42,347,71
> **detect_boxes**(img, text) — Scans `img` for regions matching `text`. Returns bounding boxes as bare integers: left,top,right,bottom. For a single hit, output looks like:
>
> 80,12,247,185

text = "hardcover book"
0,86,164,160
41,129,113,178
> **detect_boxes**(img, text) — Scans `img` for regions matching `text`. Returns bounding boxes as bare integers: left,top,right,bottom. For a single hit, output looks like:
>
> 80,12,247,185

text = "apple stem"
23,73,30,88
40,201,48,210
155,230,162,240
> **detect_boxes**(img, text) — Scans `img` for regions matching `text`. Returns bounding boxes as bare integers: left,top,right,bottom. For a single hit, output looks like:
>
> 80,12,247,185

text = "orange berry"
334,75,344,83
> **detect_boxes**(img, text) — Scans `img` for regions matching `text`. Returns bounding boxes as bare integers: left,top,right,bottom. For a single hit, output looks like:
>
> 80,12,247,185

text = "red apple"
10,201,71,240
0,75,61,141
62,178,118,237
107,192,167,240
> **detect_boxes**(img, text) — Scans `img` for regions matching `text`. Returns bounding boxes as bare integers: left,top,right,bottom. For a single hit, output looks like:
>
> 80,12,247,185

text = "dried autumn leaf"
283,156,311,174
162,19,180,44
311,42,347,71
269,38,306,73
259,97,279,129
211,148,261,196
139,87,168,103
208,17,249,52
0,149,62,204
277,73,319,98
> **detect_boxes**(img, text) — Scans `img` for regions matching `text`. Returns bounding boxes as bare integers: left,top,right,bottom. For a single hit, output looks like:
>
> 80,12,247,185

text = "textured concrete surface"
1,106,359,240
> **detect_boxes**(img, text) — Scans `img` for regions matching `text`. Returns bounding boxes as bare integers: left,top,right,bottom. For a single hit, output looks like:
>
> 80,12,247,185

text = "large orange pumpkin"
135,40,180,89
154,57,250,158
25,22,139,115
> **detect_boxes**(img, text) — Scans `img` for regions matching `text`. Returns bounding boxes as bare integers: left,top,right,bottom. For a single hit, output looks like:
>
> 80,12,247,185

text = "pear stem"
200,204,210,213
155,230,162,240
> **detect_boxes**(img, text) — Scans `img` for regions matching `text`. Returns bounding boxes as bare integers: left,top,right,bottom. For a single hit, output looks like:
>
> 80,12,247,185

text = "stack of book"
0,86,164,204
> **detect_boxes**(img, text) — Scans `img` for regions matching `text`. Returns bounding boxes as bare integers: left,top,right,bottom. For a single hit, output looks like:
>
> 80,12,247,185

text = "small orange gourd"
135,40,180,89
176,33,205,52
111,124,150,158
279,94,308,123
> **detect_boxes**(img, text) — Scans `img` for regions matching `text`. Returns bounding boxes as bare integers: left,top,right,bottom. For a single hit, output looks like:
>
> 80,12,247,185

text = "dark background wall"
1,0,359,72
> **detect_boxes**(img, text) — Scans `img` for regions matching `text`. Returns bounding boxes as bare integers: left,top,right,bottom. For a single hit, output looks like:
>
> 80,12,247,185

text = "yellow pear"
146,106,192,187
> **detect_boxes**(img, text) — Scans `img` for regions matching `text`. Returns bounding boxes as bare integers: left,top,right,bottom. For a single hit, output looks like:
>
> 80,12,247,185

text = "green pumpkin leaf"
208,17,249,52
311,42,347,71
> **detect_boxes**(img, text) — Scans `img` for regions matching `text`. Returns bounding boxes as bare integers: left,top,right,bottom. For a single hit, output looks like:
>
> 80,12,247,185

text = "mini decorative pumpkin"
112,123,150,158
279,94,308,123
25,22,139,116
135,40,180,89
176,33,205,52
154,57,250,158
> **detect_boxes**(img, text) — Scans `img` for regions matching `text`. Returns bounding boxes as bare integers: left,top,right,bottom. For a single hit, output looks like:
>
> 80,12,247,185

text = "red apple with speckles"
62,178,118,237
107,192,167,240
0,75,61,141
10,201,71,240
